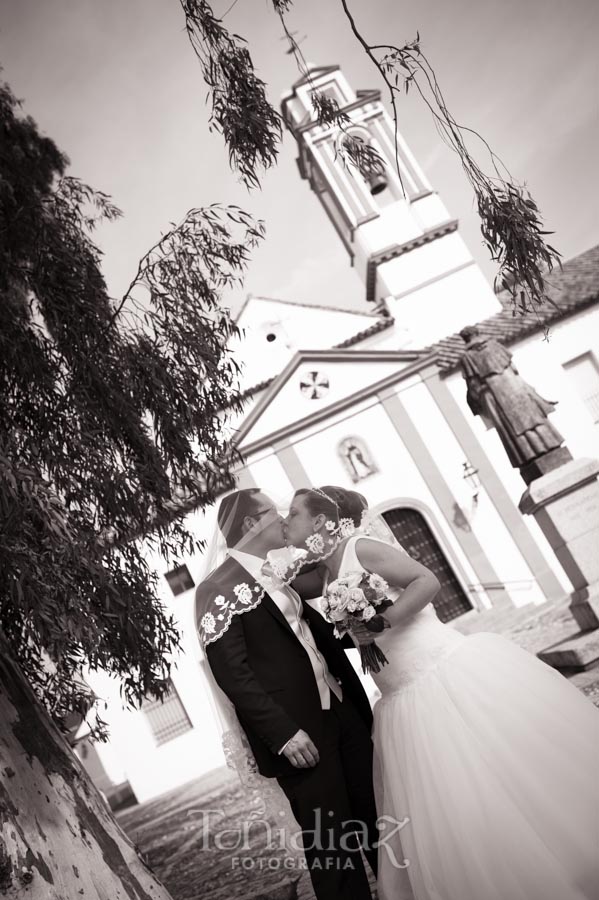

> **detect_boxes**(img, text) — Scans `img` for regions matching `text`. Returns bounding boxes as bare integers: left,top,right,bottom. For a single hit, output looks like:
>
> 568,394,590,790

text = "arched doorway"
382,506,472,622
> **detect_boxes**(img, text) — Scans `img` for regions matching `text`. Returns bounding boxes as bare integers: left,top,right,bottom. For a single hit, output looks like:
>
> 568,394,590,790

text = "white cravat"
229,549,343,717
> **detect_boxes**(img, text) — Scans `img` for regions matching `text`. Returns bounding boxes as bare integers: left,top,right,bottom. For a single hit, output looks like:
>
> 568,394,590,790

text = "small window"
260,321,291,348
164,564,195,596
563,352,599,423
142,680,192,746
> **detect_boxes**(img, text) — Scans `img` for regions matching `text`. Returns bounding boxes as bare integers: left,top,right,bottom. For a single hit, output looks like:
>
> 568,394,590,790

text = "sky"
1,0,598,315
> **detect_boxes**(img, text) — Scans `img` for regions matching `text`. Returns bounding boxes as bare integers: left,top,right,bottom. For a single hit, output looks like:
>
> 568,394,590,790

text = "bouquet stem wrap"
359,640,389,675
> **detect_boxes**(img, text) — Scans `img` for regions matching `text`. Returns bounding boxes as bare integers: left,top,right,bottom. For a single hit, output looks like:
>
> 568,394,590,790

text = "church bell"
366,169,388,195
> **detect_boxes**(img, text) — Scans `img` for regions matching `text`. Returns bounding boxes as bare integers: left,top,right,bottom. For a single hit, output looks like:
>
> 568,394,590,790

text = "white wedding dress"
338,536,599,900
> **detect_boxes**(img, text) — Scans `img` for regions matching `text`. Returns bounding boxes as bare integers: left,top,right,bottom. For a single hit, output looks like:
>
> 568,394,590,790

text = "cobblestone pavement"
453,596,599,704
118,599,599,900
117,766,357,900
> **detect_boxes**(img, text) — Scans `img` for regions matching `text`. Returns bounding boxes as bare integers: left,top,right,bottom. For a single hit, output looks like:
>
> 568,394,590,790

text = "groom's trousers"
276,691,378,900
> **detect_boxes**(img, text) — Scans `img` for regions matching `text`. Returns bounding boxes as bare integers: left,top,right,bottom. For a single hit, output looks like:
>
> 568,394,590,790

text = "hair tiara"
310,487,339,508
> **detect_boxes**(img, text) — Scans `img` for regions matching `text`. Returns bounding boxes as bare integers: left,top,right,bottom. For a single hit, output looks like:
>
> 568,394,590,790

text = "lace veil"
195,486,349,832
195,485,404,830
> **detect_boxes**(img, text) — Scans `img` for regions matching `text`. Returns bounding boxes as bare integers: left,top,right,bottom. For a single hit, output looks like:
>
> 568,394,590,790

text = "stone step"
538,629,599,670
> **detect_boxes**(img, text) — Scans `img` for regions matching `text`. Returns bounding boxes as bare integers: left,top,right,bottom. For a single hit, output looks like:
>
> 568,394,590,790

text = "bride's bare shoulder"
353,535,401,565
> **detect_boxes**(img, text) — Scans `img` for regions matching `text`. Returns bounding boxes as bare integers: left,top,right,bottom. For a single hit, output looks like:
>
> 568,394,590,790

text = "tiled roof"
430,244,599,371
234,293,378,323
334,313,395,348
230,245,598,404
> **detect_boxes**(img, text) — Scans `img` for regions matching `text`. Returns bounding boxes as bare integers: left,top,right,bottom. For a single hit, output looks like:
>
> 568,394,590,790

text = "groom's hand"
282,729,320,768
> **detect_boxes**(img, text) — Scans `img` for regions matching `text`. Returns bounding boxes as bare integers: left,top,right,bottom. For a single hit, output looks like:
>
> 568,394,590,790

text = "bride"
284,485,599,900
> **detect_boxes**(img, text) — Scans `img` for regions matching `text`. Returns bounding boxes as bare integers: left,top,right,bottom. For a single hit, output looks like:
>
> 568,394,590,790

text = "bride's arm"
355,537,440,628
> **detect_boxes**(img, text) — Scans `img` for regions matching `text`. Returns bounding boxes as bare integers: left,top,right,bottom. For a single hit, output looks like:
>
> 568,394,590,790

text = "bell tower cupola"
281,66,500,346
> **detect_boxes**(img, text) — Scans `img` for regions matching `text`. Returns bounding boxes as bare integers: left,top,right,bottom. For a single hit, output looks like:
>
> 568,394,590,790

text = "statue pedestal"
519,457,599,669
519,446,573,485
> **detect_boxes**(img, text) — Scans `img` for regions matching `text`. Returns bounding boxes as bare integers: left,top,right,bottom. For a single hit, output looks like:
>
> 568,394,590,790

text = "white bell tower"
281,66,500,346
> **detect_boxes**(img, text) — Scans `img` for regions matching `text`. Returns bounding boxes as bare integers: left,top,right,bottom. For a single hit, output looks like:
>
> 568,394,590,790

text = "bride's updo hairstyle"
293,485,342,529
294,485,368,531
336,488,368,528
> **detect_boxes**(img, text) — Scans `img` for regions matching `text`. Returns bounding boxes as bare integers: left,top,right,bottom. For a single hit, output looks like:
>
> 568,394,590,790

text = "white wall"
384,260,500,347
233,298,376,388
84,304,598,805
401,379,550,605
510,307,599,458
381,231,472,297
240,357,412,447
85,567,227,803
445,305,599,596
274,392,483,604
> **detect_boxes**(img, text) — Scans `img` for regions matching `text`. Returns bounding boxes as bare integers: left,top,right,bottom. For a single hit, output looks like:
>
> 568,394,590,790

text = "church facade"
77,67,599,805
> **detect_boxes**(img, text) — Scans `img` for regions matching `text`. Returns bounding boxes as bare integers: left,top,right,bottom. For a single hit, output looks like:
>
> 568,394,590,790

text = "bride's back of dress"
339,536,466,695
345,533,599,900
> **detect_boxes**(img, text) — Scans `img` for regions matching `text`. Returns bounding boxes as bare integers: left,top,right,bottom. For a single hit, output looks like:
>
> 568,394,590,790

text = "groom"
196,488,379,900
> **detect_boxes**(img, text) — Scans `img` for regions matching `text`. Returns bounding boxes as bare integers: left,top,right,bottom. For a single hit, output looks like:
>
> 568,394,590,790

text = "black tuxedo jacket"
195,555,373,778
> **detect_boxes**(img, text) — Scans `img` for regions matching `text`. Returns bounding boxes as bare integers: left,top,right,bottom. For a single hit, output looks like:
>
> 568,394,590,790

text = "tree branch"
336,0,562,315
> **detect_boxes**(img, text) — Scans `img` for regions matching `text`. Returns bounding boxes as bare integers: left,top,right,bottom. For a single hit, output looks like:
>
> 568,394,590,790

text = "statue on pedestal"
458,326,571,482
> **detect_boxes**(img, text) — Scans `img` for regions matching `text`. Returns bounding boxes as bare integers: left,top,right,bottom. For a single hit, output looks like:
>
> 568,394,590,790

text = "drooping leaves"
180,0,283,189
215,0,561,315
335,1,562,313
0,80,262,735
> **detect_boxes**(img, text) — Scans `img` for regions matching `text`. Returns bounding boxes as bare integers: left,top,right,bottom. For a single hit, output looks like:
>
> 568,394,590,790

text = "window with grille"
563,352,599,424
142,681,192,745
164,564,195,596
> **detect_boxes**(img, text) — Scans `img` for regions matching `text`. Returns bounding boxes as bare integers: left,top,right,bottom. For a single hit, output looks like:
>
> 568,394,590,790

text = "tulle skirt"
372,632,599,900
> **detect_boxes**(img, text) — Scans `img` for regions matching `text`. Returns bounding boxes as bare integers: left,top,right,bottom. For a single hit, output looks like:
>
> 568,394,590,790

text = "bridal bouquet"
323,571,393,674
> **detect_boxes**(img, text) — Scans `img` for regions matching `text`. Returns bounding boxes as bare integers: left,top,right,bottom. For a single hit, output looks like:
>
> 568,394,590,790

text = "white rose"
336,587,353,611
326,583,342,603
368,573,389,593
328,581,344,598
345,571,363,590
362,605,376,622
329,606,349,622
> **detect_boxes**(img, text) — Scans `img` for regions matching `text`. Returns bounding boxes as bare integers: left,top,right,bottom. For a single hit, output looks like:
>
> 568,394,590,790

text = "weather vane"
280,29,306,55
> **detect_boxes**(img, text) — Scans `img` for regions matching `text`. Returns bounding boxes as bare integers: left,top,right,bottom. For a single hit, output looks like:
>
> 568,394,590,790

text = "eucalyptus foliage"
181,0,561,314
0,81,263,734
180,0,283,189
